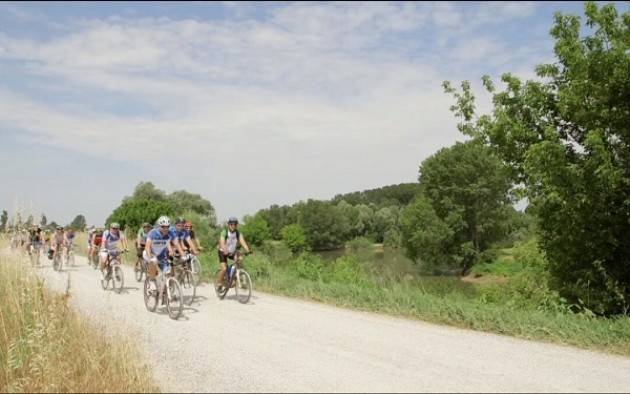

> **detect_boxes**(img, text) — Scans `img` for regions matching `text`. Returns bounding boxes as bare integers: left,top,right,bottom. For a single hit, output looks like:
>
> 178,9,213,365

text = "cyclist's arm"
145,238,154,259
185,235,197,255
239,234,251,253
121,234,128,251
174,238,186,256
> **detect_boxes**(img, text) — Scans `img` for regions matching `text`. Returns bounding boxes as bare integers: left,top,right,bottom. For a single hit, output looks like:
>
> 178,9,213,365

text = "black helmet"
228,217,238,225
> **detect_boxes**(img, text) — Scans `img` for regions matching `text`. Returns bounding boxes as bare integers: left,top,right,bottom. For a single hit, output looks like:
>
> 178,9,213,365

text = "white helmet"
156,216,171,226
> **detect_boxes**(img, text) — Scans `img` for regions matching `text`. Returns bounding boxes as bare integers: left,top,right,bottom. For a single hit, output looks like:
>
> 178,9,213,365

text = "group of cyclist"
83,215,251,293
9,215,251,296
10,225,76,263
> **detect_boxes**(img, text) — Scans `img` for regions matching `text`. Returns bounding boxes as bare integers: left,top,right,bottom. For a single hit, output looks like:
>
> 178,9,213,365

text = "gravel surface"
30,253,630,393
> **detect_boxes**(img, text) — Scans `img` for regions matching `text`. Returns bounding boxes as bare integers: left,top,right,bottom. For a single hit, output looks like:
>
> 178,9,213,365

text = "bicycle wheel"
144,278,158,312
134,260,144,282
190,256,202,285
213,269,229,300
180,270,196,306
166,278,183,320
112,265,124,294
53,254,62,272
100,267,110,290
235,270,252,304
69,252,75,266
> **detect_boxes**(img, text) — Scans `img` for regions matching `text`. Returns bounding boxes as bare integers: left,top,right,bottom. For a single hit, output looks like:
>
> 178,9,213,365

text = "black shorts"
218,250,236,264
136,245,146,259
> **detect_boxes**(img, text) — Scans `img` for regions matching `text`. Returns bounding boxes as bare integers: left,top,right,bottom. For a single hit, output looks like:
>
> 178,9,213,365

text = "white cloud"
0,1,552,221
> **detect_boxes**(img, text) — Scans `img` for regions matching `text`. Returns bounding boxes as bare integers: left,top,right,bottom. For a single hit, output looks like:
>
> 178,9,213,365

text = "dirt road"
35,254,630,393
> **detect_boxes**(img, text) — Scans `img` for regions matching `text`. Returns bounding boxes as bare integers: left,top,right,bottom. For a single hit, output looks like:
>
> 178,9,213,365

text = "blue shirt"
147,228,177,260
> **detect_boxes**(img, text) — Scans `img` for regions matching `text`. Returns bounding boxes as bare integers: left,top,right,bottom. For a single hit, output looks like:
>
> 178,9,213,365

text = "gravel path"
31,253,630,393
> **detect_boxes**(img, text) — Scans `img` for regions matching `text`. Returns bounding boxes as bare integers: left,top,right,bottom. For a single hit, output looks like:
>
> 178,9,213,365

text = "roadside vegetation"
0,246,157,393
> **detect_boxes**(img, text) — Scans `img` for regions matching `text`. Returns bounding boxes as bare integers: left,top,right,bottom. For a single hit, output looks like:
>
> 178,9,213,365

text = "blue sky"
1,1,624,226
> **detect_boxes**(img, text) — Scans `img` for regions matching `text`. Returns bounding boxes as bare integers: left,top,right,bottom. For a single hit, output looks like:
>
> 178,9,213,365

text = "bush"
280,224,308,254
294,253,327,282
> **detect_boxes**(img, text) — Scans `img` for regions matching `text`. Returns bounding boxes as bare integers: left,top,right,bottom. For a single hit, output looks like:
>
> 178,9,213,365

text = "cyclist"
49,226,66,261
216,217,251,291
136,222,152,272
99,223,128,279
184,221,203,252
90,227,104,262
43,230,51,251
144,216,186,291
65,227,76,251
28,226,43,257
87,226,96,256
172,217,198,255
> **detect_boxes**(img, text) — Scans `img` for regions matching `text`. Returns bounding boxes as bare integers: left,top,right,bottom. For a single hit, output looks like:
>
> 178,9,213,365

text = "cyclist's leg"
217,250,228,286
98,249,109,272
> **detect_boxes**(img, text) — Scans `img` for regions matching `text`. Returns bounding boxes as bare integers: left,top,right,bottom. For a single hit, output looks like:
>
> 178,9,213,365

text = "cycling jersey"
170,226,192,247
102,230,123,251
183,229,196,249
137,228,150,245
220,229,239,254
52,233,65,246
93,233,103,246
147,228,177,261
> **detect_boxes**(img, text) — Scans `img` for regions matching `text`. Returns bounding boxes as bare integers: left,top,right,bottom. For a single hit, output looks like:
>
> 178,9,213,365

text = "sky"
0,1,620,226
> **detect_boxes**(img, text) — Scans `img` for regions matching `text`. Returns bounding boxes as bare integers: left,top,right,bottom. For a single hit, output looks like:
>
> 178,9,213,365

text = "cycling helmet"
175,217,186,224
110,222,120,229
228,216,238,224
157,216,171,226
56,225,63,230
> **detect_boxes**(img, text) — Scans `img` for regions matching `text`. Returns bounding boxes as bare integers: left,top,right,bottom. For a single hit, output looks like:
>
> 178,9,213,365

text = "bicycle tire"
134,260,144,282
100,267,110,290
190,256,202,286
235,270,252,304
180,270,196,306
144,278,158,312
112,265,124,294
213,269,229,299
166,277,183,320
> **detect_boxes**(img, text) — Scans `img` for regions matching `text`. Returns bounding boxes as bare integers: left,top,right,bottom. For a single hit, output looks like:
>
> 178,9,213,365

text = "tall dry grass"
0,246,158,393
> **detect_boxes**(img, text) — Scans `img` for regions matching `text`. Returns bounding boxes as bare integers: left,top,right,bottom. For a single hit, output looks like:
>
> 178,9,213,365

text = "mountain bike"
52,244,65,272
144,258,184,320
100,249,126,294
174,253,197,306
214,250,252,304
65,244,76,267
134,247,147,282
29,242,42,266
89,249,99,269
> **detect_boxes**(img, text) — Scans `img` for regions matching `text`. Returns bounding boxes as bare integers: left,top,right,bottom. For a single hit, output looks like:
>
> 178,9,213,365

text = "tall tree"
40,214,47,228
168,190,216,224
0,210,7,232
401,141,512,274
443,2,630,314
70,215,87,231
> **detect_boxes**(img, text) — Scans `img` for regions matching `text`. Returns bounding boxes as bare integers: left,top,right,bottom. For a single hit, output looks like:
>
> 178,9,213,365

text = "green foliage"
107,198,176,231
332,183,421,207
260,240,293,264
280,224,308,253
167,190,216,224
25,215,34,227
299,200,350,250
345,236,373,253
241,213,271,247
1,210,7,232
383,227,402,248
181,210,218,249
69,215,87,231
444,2,630,314
294,253,327,281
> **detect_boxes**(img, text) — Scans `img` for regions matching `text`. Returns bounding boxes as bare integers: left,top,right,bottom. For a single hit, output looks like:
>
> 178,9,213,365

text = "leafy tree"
25,215,34,227
240,214,271,247
299,199,350,250
129,181,167,201
401,142,512,274
0,210,7,232
374,206,397,243
168,190,216,224
332,183,421,207
281,224,308,253
69,215,87,231
181,210,218,250
443,2,630,314
40,214,47,228
107,199,175,231
46,221,59,231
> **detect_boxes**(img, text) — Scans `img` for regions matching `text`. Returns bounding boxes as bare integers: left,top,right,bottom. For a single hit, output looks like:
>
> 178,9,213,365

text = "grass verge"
0,248,158,393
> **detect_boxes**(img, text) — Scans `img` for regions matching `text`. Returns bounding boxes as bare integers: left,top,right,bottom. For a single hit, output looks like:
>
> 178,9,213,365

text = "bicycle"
143,258,184,320
214,250,252,304
100,249,126,294
173,253,197,306
29,242,42,266
89,249,99,269
134,247,147,282
52,244,65,272
65,244,76,267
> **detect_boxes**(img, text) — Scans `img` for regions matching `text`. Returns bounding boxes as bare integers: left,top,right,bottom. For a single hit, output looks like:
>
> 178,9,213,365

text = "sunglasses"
160,226,169,229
